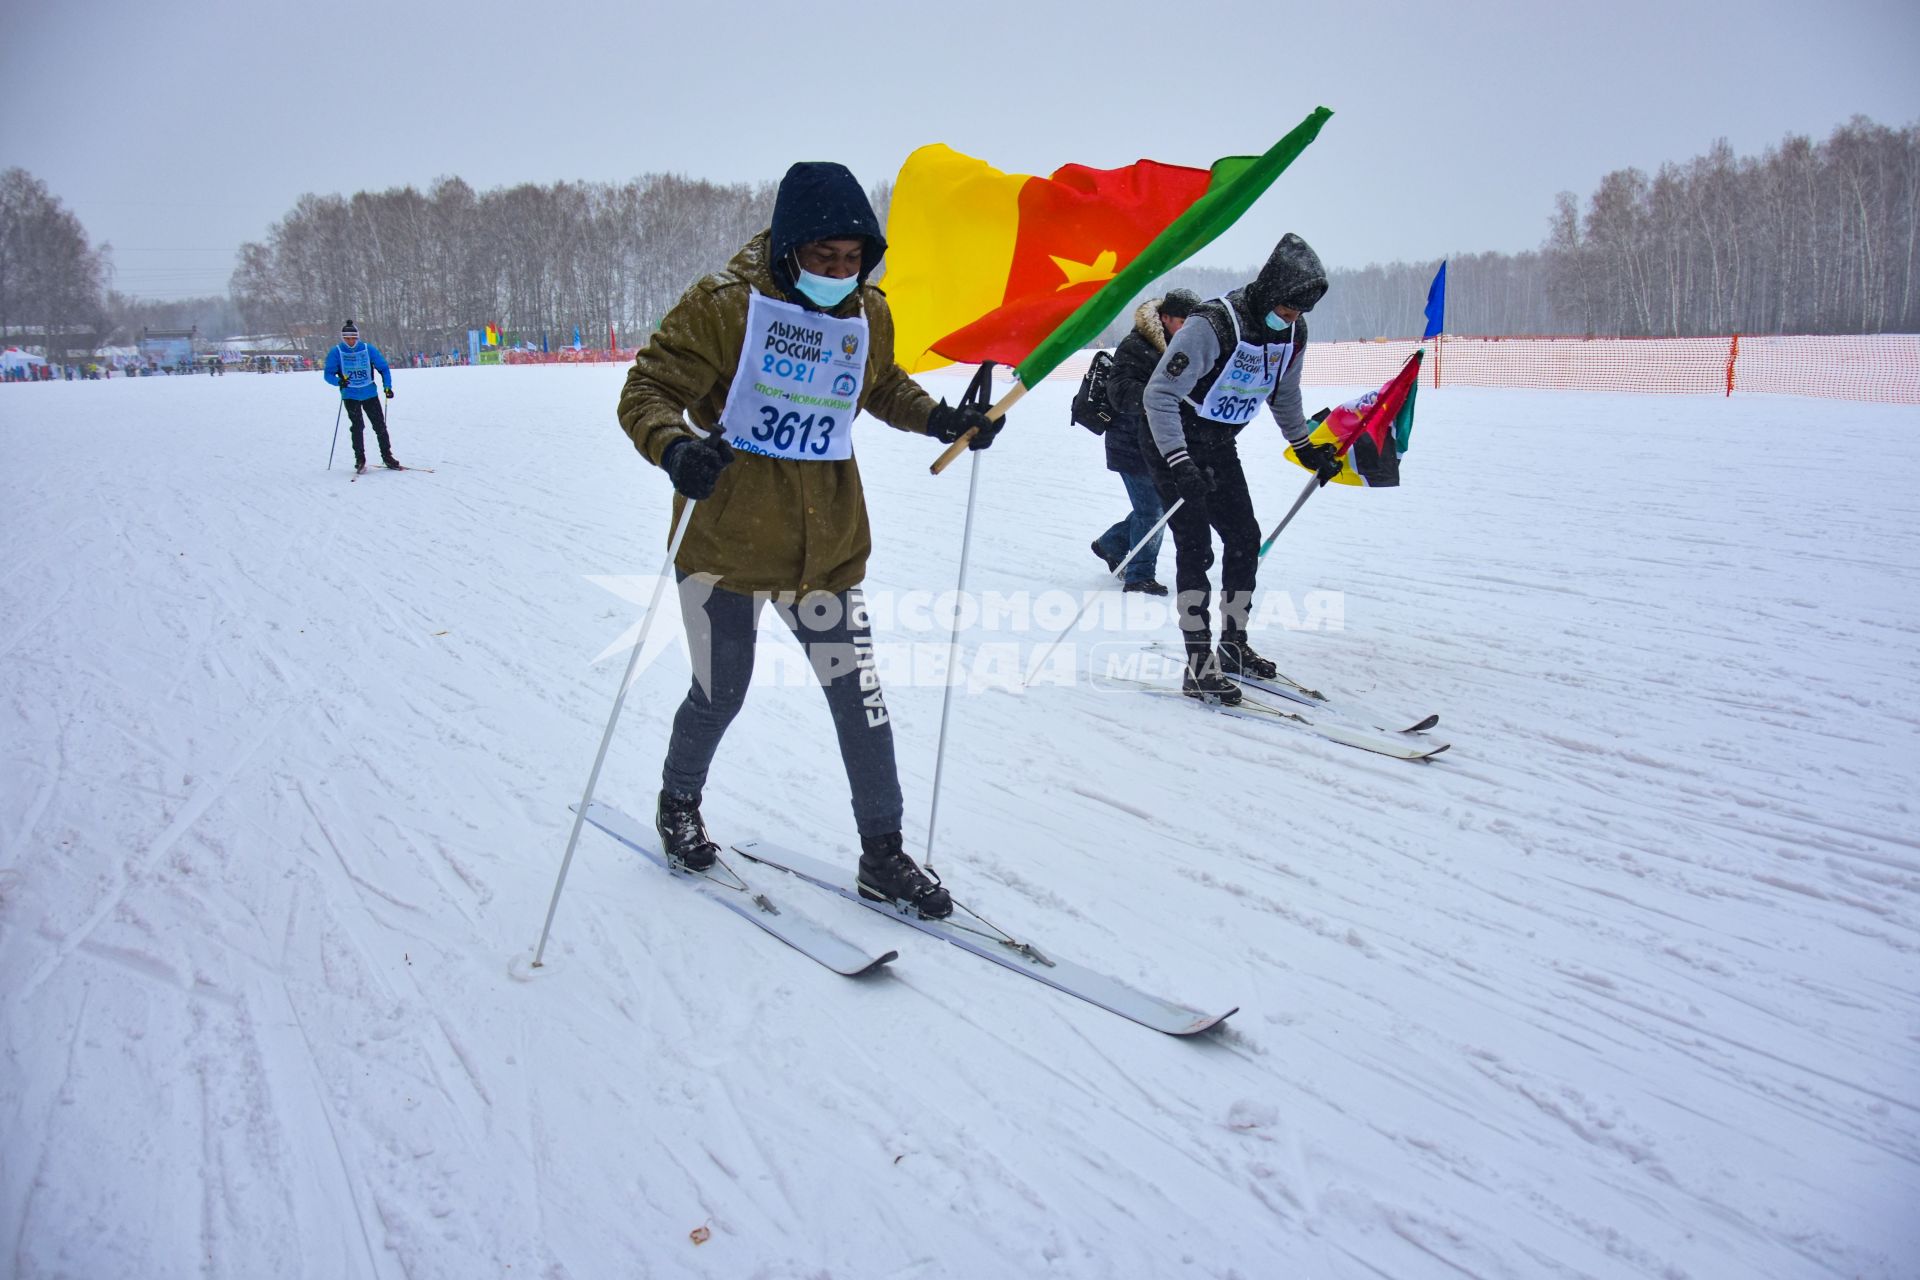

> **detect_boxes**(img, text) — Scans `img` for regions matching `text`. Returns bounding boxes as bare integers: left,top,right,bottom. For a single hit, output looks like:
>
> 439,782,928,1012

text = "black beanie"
341,319,358,336
1158,289,1201,319
1251,233,1328,314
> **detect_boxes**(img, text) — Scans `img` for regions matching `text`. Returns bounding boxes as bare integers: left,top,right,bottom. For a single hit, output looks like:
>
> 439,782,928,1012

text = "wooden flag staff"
929,381,1031,475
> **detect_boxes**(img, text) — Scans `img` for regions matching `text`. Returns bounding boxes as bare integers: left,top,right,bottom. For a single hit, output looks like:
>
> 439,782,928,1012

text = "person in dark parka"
1091,289,1201,594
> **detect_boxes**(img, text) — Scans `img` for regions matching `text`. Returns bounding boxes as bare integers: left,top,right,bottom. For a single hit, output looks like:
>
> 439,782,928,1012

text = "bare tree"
1544,117,1920,336
0,168,111,356
232,172,777,355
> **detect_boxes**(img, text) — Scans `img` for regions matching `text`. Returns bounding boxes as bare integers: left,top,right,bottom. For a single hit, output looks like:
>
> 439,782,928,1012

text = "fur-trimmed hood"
1131,298,1174,354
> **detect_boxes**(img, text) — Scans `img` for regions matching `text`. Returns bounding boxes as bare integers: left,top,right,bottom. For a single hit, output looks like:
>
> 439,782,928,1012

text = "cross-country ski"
7,22,1916,1278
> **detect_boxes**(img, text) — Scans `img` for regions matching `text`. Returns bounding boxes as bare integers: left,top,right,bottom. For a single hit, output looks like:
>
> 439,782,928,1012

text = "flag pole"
929,380,1030,475
923,360,996,870
1256,472,1324,563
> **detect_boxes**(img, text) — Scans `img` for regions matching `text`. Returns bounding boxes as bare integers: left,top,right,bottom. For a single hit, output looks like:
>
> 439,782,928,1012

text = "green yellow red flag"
1284,349,1422,488
883,108,1332,388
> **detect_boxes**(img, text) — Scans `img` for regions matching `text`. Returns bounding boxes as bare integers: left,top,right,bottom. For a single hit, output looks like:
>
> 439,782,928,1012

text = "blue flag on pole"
1422,260,1447,340
572,326,581,349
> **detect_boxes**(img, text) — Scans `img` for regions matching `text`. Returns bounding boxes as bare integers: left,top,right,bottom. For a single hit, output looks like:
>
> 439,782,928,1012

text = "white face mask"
796,268,859,308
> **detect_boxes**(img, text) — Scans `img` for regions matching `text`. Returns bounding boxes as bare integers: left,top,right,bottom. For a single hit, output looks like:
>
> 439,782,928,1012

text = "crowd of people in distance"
0,347,478,387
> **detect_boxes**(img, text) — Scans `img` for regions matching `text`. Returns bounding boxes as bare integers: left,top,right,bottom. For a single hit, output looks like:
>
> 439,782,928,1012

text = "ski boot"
382,455,404,470
654,790,719,872
1182,647,1243,705
1218,629,1278,681
857,832,952,919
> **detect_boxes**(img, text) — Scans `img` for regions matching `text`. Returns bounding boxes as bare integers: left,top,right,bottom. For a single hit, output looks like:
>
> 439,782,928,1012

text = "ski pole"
923,360,995,872
1257,413,1350,561
326,398,344,470
533,498,698,967
1255,471,1323,562
1021,496,1185,688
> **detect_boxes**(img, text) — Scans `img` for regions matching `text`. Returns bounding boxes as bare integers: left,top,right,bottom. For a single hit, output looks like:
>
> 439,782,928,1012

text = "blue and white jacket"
325,342,392,401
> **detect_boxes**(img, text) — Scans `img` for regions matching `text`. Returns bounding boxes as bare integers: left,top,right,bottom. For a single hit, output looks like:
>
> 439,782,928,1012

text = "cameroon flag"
888,152,1214,372
1285,350,1422,488
885,109,1332,386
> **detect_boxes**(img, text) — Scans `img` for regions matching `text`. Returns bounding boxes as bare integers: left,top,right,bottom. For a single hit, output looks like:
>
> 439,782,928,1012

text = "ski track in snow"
2,367,1917,1279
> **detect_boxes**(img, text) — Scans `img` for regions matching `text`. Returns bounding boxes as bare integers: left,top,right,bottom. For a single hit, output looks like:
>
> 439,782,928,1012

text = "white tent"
218,335,298,354
2,347,51,373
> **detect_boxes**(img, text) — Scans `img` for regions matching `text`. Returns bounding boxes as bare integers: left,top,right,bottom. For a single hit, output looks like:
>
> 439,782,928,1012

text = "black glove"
1294,439,1344,485
1169,456,1212,503
926,400,1002,451
383,385,394,399
662,434,736,500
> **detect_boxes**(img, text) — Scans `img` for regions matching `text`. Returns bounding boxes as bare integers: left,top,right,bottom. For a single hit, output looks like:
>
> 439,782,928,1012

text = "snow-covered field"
3,363,1917,1279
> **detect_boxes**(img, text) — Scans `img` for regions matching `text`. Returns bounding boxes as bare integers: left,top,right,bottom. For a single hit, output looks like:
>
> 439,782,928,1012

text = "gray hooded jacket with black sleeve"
1141,289,1312,465
1141,233,1327,466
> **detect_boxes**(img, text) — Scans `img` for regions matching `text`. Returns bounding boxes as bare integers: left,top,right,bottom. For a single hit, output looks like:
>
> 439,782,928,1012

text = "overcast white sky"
4,0,1917,300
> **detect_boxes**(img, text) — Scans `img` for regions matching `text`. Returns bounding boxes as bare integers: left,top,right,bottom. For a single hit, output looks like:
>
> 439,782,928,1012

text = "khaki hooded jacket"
616,232,937,596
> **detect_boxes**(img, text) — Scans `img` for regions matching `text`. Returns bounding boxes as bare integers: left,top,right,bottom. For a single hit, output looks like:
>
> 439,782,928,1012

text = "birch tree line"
1149,116,1920,341
230,175,781,354
1233,250,1557,343
1544,116,1920,337
4,118,1914,361
203,112,1918,350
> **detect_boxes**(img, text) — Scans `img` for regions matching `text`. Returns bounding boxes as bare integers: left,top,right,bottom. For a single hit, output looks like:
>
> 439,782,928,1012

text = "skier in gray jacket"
1140,233,1343,702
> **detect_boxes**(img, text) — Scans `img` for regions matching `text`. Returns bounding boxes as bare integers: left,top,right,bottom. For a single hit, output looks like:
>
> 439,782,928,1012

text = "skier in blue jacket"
324,320,400,472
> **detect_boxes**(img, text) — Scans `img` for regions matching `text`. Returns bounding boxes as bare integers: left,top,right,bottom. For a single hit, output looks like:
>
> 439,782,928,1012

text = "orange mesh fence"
1719,334,1919,402
1040,334,1919,403
509,333,1916,404
503,347,639,365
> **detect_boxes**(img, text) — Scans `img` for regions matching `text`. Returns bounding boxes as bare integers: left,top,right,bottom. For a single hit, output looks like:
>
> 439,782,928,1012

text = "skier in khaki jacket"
617,160,1001,919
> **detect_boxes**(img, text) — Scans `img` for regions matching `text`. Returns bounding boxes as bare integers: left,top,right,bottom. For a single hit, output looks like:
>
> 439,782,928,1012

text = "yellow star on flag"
1049,249,1118,291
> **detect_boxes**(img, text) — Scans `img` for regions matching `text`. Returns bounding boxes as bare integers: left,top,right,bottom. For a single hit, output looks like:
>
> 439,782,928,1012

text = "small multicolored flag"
1285,350,1422,488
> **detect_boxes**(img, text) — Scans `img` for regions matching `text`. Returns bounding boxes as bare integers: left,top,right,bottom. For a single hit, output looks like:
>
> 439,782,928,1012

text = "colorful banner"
884,108,1332,389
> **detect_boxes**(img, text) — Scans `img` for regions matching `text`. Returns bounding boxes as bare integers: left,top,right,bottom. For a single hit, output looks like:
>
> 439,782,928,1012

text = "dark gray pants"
662,576,904,838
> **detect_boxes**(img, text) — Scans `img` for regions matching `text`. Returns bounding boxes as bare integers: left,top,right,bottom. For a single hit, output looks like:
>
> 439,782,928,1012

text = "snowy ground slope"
2,365,1917,1280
